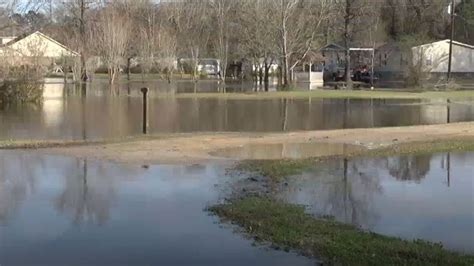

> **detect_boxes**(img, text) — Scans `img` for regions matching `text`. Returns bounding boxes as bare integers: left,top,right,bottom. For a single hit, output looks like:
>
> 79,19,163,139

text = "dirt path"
41,122,474,164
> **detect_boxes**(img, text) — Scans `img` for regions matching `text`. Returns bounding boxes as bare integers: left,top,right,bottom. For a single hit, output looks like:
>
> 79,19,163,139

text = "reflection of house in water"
42,81,65,127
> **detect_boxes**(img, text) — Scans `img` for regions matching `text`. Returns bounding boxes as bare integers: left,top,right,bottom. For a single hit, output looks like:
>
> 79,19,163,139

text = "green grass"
235,137,474,179
210,197,474,265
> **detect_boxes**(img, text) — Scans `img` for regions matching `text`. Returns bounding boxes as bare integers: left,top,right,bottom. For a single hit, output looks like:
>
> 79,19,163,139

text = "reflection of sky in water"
279,152,474,253
0,151,312,266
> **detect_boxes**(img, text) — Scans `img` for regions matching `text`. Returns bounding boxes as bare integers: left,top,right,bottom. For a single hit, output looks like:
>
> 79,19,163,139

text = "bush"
0,68,44,104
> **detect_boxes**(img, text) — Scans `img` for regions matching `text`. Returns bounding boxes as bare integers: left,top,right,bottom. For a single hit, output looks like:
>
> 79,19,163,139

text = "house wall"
7,32,76,58
375,49,406,73
294,71,324,87
412,41,474,73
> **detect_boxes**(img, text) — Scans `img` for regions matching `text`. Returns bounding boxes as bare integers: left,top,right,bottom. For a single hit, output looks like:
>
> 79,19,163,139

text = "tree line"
0,0,473,87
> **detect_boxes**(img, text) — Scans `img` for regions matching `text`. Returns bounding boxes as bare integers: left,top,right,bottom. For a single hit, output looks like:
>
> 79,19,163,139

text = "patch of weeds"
210,197,474,265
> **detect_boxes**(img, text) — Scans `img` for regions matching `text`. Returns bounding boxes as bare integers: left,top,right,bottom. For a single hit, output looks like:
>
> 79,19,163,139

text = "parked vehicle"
353,69,378,84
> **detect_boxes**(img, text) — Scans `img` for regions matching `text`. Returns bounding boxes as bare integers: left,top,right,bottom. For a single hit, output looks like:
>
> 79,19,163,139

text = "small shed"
293,50,325,88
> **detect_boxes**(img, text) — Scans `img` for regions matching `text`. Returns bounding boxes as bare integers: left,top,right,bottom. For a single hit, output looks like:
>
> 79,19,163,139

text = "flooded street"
275,152,474,253
0,81,473,140
0,151,313,266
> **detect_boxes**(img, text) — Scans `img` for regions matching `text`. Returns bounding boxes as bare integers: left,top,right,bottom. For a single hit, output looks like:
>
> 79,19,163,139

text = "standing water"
0,150,313,266
0,81,473,140
273,152,474,254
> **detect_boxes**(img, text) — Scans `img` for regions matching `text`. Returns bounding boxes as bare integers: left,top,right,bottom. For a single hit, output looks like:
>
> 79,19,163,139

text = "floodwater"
213,142,365,160
275,152,474,254
0,150,313,266
0,80,473,140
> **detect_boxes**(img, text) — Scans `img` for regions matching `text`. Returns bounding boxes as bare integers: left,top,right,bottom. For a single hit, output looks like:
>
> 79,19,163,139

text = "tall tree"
93,3,131,84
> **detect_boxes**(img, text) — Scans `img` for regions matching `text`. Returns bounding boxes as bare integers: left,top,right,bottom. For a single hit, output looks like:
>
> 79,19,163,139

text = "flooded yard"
273,152,474,253
0,151,312,266
0,81,473,140
0,149,472,265
1,80,473,264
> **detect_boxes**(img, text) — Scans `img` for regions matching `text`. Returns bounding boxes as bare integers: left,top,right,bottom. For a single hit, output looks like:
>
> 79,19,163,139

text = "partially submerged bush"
0,67,44,104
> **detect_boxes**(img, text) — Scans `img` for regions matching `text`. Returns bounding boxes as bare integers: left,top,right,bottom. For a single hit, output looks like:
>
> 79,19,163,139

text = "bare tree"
55,0,95,82
209,0,234,83
168,0,211,80
329,0,373,89
239,0,279,90
93,4,131,84
273,0,329,87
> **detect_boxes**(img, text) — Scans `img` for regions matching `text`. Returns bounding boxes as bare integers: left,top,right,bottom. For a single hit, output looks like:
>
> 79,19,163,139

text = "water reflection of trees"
386,155,431,182
0,153,146,226
55,159,117,225
0,152,38,224
280,154,436,229
280,158,383,228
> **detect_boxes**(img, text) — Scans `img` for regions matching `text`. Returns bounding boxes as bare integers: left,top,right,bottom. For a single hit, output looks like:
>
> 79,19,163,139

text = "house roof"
413,39,474,50
320,43,345,51
2,31,79,56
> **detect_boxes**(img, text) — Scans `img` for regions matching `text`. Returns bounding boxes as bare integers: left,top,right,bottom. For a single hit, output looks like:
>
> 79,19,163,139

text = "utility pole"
447,0,455,82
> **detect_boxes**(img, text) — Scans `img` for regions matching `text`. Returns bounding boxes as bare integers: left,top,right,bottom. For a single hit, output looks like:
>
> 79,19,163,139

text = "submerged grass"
210,197,474,265
172,90,474,100
0,133,183,149
235,137,474,179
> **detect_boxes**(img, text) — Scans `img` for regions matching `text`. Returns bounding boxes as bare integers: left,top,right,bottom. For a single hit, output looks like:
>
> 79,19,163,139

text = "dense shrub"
0,68,44,104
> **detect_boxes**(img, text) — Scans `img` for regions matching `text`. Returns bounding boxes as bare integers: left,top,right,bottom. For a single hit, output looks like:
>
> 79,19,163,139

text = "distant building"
0,31,79,65
374,42,408,82
178,58,221,77
197,59,221,77
412,39,474,77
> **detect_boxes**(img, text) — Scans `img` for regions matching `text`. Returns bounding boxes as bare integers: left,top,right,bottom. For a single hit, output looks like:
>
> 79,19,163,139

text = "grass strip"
210,197,474,265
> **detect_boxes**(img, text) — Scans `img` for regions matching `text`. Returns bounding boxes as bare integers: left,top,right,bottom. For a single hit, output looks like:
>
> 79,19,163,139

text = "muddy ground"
35,122,474,164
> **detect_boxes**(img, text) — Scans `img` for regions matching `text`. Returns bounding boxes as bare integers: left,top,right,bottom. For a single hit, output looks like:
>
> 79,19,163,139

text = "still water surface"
0,151,313,266
0,150,472,265
276,152,474,253
0,81,473,140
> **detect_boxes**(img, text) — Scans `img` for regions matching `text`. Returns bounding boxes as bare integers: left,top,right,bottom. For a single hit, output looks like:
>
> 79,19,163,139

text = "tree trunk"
80,0,87,82
264,62,270,92
280,1,290,87
127,57,131,81
344,0,353,90
108,67,117,85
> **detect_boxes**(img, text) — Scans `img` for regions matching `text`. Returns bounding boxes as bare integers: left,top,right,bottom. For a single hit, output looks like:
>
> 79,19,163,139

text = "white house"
412,40,474,75
0,31,79,65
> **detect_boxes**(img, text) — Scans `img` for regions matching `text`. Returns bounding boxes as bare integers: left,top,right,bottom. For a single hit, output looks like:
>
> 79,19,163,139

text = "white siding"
7,32,76,58
412,40,474,73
